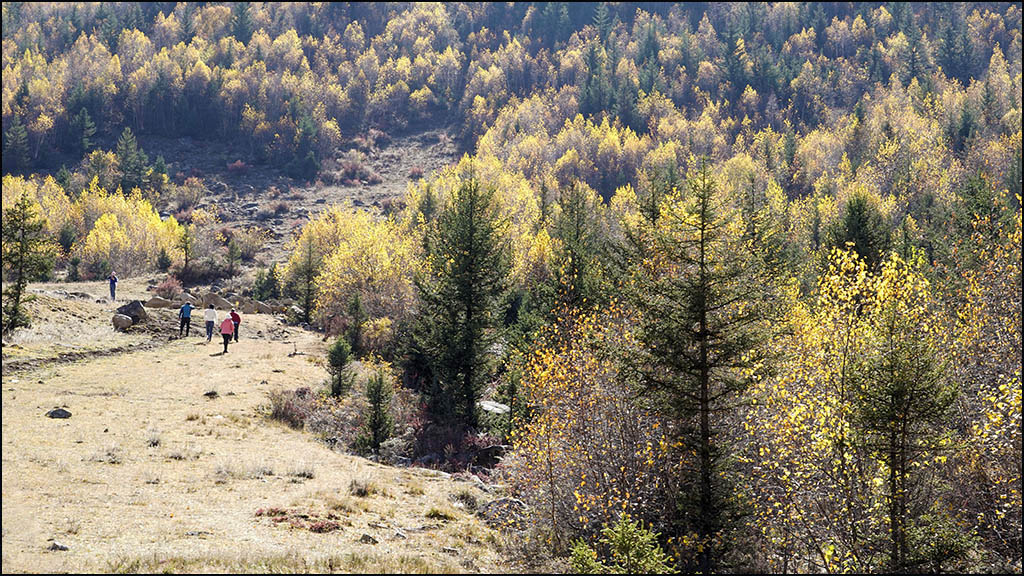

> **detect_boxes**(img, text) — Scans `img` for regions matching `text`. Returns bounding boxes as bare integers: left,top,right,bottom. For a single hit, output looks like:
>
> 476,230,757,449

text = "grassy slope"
1,282,509,573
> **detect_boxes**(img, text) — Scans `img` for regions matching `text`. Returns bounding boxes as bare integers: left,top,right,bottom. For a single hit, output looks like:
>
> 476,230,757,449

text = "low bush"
155,276,183,299
268,387,315,429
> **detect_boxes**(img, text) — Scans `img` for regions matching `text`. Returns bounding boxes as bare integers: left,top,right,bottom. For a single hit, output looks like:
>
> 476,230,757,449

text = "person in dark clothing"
178,302,194,337
230,308,242,342
108,271,118,301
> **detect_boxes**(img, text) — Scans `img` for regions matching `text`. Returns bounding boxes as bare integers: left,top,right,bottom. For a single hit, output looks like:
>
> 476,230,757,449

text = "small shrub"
368,128,391,147
350,478,380,497
227,160,248,175
156,247,172,272
450,489,478,512
227,227,268,262
155,276,183,299
425,505,456,521
273,201,289,215
408,166,424,180
268,387,314,429
569,515,675,574
253,263,281,301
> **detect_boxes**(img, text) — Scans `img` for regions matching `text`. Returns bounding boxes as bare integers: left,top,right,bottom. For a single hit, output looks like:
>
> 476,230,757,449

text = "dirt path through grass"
2,312,504,573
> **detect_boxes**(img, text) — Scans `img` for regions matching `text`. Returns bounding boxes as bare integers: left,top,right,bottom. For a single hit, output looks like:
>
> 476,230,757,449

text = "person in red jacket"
219,316,234,353
230,308,242,342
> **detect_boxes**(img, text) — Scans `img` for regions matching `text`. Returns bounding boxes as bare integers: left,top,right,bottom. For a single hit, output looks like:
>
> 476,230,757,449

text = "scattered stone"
359,534,378,545
175,292,199,305
477,400,510,415
204,390,219,399
112,314,133,331
185,530,212,537
442,547,459,556
48,541,69,551
393,529,408,540
145,296,174,308
202,292,233,310
46,408,72,419
116,301,148,324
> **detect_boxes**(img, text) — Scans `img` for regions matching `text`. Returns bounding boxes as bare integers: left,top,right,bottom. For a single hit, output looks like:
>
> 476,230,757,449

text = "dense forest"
2,2,1021,573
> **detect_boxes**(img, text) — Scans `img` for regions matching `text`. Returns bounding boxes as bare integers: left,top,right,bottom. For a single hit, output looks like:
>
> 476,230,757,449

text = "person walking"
108,271,118,301
204,304,217,343
178,301,194,337
230,308,242,342
219,314,235,353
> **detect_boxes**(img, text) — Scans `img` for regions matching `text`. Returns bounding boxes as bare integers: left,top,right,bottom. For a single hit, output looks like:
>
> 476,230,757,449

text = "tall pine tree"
622,160,780,573
414,174,510,429
2,192,56,332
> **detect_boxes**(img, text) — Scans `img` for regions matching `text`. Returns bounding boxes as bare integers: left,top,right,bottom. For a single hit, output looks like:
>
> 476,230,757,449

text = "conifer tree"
414,174,510,429
622,160,779,573
2,192,56,332
3,114,30,174
116,126,149,192
553,181,605,308
232,2,253,44
827,190,890,272
358,371,394,455
71,108,97,157
853,253,956,572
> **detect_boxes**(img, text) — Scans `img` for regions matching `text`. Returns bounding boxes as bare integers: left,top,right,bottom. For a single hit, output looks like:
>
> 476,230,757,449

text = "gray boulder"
175,292,199,305
112,314,133,330
477,400,510,415
203,292,233,310
115,301,148,324
46,408,72,419
254,301,274,315
145,296,173,308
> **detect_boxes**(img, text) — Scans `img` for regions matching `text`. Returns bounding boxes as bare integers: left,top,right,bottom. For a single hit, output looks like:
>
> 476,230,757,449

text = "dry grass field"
2,282,511,573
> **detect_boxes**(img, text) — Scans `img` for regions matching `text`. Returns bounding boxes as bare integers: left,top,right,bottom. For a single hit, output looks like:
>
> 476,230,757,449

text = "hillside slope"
1,287,510,573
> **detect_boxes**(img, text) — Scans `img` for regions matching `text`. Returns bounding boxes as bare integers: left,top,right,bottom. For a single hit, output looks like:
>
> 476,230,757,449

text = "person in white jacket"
203,304,218,343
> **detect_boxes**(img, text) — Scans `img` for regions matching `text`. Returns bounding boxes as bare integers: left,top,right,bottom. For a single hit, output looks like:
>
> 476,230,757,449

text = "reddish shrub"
227,160,248,174
155,276,183,299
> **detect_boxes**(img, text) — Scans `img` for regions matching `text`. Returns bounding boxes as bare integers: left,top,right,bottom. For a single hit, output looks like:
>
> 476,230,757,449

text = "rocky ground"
1,281,521,573
145,127,461,265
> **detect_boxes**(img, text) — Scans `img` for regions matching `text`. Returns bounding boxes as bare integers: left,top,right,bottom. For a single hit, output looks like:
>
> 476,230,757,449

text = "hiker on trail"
220,315,235,353
204,304,217,343
108,271,118,301
230,308,241,342
178,302,194,337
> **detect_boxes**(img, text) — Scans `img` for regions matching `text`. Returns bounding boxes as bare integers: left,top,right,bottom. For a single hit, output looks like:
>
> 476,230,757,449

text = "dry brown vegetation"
2,281,513,573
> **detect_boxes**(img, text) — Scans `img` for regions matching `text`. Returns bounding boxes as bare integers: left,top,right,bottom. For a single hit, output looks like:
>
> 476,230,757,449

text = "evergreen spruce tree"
116,126,149,192
3,114,31,174
358,372,394,455
553,181,605,308
414,174,510,429
71,108,97,157
827,190,890,271
622,160,779,573
232,2,254,44
327,337,354,397
853,254,956,572
2,192,56,332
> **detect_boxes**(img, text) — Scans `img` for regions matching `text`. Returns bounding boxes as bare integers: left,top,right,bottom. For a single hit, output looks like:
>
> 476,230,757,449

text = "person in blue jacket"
178,301,194,337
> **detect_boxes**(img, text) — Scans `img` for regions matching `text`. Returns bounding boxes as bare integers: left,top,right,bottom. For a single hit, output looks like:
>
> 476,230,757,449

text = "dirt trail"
2,309,506,573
